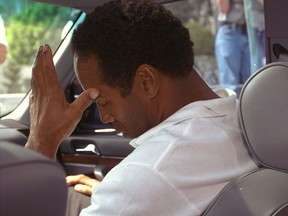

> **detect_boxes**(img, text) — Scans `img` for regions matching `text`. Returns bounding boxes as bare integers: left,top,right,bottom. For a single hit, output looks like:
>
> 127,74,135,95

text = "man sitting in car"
26,0,258,215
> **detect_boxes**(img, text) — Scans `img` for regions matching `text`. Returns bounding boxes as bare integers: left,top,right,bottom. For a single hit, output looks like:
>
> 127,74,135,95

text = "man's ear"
134,64,160,99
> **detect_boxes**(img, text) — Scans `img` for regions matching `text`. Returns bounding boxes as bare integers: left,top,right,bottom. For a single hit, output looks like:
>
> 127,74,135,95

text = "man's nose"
98,107,115,123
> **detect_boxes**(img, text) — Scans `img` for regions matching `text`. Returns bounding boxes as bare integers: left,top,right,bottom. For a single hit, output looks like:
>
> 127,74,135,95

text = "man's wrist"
25,136,59,159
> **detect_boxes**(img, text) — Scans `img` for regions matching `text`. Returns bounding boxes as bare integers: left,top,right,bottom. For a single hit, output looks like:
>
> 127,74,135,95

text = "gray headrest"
239,62,288,172
0,142,67,216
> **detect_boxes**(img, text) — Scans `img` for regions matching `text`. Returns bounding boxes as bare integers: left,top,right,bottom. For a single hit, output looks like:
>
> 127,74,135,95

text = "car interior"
0,0,287,215
203,61,288,216
0,141,67,216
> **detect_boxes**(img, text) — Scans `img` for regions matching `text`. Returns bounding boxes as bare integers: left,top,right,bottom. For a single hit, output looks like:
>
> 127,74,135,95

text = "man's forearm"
215,0,230,14
0,43,7,64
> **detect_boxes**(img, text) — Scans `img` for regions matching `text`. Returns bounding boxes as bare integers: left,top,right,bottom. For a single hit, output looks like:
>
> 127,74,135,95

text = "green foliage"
0,1,74,94
0,0,25,20
6,2,70,65
10,2,69,26
2,59,22,93
6,21,62,65
184,20,214,55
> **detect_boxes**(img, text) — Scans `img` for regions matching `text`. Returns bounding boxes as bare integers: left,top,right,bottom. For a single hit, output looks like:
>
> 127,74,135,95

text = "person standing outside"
214,0,250,94
0,14,7,64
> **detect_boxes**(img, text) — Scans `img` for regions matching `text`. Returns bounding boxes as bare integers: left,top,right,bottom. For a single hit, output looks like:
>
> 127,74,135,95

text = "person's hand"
66,174,100,196
25,44,99,159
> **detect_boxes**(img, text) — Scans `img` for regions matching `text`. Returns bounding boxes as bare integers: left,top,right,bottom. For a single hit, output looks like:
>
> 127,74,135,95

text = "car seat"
0,142,68,216
202,62,288,216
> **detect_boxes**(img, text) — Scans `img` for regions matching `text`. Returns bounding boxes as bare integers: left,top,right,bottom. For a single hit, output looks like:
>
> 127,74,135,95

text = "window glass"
0,0,80,116
244,0,266,72
164,1,218,87
164,0,265,94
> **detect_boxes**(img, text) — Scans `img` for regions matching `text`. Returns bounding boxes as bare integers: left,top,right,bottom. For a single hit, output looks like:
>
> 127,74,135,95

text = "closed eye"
97,98,108,107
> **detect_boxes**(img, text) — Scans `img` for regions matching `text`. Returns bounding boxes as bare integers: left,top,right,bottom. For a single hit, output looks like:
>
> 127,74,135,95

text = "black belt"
220,22,247,34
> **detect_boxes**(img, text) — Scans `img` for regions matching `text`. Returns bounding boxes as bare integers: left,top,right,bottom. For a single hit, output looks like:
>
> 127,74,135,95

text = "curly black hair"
71,0,194,96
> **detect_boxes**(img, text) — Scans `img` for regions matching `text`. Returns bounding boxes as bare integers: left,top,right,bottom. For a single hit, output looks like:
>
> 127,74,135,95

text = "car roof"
32,0,181,12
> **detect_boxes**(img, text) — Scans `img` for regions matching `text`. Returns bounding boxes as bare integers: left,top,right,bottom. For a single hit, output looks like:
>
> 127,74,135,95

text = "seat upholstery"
0,142,68,216
202,62,288,216
239,62,288,171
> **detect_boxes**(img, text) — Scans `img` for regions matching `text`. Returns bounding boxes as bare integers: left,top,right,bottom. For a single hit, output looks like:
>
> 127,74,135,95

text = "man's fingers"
66,174,96,186
31,44,61,96
66,174,100,187
66,175,79,186
66,174,99,196
31,45,45,95
42,44,61,88
72,88,99,115
74,184,93,196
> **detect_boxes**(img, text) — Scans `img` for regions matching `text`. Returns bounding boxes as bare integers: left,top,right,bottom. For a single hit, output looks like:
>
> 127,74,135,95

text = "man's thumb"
72,88,99,113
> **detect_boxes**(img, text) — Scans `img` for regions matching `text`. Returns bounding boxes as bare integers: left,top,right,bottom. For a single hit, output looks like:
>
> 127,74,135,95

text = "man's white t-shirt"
81,89,258,216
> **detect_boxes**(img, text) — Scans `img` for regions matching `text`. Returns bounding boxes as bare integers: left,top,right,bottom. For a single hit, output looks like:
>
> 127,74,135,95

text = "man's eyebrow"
96,94,104,99
96,95,106,101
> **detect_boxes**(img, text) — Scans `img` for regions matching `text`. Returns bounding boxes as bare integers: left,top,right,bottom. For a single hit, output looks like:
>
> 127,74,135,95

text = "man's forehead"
74,52,97,64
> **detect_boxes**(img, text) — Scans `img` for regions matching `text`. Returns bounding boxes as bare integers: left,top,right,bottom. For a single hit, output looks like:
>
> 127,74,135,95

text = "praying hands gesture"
25,44,99,159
